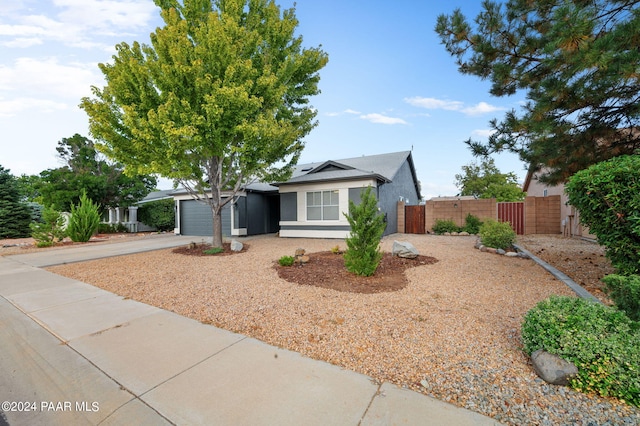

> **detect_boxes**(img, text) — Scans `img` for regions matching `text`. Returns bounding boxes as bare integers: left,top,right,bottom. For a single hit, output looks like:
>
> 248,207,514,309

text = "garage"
178,199,231,237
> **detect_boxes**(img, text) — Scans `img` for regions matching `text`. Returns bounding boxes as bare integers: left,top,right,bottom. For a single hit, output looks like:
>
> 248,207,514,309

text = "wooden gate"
405,205,425,234
497,202,525,235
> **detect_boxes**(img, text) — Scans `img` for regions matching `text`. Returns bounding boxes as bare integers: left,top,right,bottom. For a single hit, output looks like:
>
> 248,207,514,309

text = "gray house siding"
378,161,419,236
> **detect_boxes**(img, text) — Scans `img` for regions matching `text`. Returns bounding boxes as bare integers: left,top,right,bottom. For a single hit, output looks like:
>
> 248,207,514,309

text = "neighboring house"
103,189,175,232
523,168,595,238
173,183,280,237
274,151,421,238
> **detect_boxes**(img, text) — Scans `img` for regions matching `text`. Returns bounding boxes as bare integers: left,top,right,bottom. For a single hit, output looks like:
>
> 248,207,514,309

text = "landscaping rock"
392,241,420,259
505,252,519,257
531,350,578,386
295,248,306,257
485,247,498,254
459,231,470,236
497,249,506,255
296,255,310,264
230,239,243,252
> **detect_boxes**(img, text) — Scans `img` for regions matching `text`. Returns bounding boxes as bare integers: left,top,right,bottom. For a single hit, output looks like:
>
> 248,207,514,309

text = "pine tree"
0,165,32,238
343,186,386,277
67,191,101,242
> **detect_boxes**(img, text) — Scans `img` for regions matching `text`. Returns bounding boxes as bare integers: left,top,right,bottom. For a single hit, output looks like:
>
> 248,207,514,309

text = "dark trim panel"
280,225,351,231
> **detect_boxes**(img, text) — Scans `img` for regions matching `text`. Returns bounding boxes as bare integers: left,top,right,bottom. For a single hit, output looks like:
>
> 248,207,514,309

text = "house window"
307,190,339,220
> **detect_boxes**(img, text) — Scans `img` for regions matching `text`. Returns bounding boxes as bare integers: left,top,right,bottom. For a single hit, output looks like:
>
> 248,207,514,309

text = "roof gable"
308,160,355,174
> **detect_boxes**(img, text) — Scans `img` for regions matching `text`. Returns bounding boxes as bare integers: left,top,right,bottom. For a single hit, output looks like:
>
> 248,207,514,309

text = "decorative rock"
299,255,310,264
480,245,487,252
496,249,506,255
505,252,519,257
230,239,243,252
451,232,459,236
485,247,498,254
518,252,530,259
444,232,451,236
474,240,482,249
392,241,420,259
294,248,306,257
459,231,470,236
531,350,579,386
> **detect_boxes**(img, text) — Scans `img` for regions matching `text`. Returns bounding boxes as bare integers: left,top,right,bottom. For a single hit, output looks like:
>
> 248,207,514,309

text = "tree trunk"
211,206,223,248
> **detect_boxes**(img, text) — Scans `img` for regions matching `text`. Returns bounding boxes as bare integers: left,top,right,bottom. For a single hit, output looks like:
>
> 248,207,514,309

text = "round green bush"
478,219,515,249
522,296,640,406
432,219,461,234
278,255,295,266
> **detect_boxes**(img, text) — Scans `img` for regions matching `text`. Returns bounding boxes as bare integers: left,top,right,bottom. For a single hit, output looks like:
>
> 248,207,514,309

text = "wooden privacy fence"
399,195,561,236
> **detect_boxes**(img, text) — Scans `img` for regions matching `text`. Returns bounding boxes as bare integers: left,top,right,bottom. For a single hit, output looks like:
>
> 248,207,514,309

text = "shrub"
566,155,640,275
30,208,67,247
278,255,295,266
479,219,515,249
204,246,224,255
97,223,128,234
463,213,483,234
330,245,342,254
522,296,640,406
67,191,101,242
343,186,386,276
432,219,460,234
602,274,640,322
138,198,175,231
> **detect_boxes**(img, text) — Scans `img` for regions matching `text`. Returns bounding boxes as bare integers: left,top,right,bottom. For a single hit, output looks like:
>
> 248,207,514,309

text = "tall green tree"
81,0,328,247
455,158,525,201
0,165,33,238
436,0,640,185
38,134,157,211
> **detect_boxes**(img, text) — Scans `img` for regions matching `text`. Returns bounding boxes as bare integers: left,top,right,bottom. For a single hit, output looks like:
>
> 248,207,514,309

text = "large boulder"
531,350,578,386
392,241,419,259
230,239,243,252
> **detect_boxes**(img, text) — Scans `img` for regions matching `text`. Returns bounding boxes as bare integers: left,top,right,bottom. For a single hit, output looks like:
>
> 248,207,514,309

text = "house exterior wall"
278,179,377,238
173,192,245,237
378,160,420,236
246,192,279,235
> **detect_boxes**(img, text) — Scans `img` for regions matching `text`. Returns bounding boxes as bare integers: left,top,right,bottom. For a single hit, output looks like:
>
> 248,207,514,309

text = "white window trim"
306,190,340,221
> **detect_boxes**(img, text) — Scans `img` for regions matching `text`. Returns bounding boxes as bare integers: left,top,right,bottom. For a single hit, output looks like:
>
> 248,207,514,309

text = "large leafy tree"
0,165,33,238
436,0,640,184
38,134,157,211
455,157,525,201
80,0,328,247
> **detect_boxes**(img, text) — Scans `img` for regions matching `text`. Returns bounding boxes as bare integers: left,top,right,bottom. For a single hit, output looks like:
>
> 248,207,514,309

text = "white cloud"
0,57,102,100
404,96,504,117
404,96,463,111
461,102,504,116
344,108,361,115
471,129,497,139
2,36,42,48
0,96,67,116
359,113,407,125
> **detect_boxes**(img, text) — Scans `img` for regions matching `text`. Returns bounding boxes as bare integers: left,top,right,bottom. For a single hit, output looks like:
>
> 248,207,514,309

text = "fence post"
397,201,406,233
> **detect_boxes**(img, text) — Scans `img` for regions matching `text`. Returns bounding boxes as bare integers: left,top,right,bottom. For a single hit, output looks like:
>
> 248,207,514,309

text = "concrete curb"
513,244,602,304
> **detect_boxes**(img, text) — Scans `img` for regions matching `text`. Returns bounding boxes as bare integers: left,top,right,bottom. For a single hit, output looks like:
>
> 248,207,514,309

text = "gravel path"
45,234,640,425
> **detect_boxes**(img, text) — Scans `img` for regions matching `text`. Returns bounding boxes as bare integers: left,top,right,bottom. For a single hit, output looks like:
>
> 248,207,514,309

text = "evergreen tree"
0,165,32,238
436,0,640,184
67,191,101,243
343,186,386,277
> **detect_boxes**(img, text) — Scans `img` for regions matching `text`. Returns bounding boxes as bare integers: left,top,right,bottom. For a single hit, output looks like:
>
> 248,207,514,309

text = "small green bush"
479,219,515,249
463,213,483,234
343,186,386,276
97,223,128,234
522,296,640,406
204,246,224,255
30,208,66,247
602,274,640,322
432,219,461,234
278,255,295,266
67,192,101,243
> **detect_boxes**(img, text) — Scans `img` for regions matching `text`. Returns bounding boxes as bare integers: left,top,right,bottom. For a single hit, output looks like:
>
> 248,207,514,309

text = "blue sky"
0,0,527,199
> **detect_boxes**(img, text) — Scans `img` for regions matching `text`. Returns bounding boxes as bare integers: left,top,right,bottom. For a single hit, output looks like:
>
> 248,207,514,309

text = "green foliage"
0,165,33,238
432,219,461,234
479,219,515,250
30,208,67,247
566,155,640,275
80,0,328,247
37,134,156,211
138,199,175,231
463,213,483,234
436,1,640,185
330,245,342,255
97,223,128,234
602,274,640,322
522,296,640,406
454,158,525,201
343,186,386,277
67,192,101,243
278,255,295,266
204,247,224,255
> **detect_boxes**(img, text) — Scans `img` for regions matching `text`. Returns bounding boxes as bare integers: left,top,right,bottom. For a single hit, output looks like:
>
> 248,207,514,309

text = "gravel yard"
41,233,640,425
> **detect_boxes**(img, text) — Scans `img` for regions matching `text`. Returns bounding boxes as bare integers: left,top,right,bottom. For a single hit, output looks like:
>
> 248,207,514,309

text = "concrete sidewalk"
1,235,501,425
